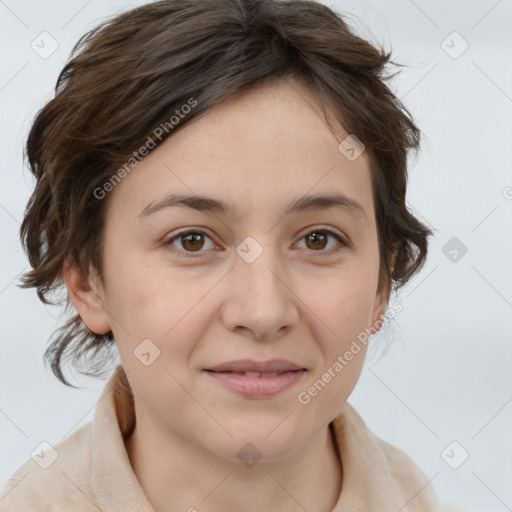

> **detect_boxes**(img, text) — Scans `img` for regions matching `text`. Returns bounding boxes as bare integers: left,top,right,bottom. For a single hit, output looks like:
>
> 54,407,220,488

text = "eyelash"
163,226,347,258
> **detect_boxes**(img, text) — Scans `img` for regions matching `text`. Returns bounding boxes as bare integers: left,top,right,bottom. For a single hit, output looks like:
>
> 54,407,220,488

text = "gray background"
1,0,511,509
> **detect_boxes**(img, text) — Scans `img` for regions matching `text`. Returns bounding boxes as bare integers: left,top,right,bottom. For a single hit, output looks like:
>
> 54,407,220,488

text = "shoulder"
332,403,473,511
376,439,473,512
0,422,97,511
333,402,439,502
376,436,441,506
377,436,433,484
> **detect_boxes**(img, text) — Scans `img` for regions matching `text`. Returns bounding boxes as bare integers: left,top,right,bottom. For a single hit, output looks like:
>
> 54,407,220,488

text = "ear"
369,276,392,334
63,260,111,335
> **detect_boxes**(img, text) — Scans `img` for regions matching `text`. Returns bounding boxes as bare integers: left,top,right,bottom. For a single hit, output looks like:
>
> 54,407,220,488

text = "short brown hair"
19,0,433,387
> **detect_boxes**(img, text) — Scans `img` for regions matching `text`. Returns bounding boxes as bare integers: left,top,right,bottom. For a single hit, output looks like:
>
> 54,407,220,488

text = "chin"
209,423,305,464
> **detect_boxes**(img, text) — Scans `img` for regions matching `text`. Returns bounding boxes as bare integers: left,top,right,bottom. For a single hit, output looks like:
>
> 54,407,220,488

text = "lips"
204,361,307,397
205,359,306,374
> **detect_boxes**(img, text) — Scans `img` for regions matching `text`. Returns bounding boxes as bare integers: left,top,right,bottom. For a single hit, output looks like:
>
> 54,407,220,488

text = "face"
68,79,388,463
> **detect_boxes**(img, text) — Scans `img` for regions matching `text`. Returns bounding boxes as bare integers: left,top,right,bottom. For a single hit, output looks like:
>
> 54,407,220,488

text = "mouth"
205,358,306,374
205,370,302,377
203,359,308,398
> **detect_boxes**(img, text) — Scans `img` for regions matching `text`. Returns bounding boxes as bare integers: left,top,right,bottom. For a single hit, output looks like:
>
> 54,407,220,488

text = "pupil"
308,232,327,250
183,233,203,251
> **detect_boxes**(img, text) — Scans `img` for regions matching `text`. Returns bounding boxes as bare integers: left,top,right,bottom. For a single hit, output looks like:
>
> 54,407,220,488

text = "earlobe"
63,262,112,335
370,279,392,334
371,306,387,334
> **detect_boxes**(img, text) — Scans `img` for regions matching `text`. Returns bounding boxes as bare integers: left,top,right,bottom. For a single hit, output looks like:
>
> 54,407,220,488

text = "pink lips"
206,359,305,373
204,359,307,398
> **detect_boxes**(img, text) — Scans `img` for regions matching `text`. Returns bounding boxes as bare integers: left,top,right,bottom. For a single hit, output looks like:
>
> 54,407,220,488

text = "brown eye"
165,230,216,257
180,232,205,251
305,232,328,250
297,228,346,254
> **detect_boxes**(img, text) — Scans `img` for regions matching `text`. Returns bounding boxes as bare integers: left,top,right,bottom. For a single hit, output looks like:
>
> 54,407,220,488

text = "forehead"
105,79,375,224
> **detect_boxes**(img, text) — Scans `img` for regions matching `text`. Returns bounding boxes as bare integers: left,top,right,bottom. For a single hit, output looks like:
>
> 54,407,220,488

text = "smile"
203,369,307,398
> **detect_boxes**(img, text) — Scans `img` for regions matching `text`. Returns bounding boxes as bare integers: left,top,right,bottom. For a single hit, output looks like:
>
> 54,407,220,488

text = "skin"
65,78,391,512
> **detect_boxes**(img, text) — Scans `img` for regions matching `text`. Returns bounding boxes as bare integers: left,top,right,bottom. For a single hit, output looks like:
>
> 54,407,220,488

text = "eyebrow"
137,191,367,221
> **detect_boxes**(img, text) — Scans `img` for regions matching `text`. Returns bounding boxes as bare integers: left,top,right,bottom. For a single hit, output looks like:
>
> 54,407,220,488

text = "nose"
220,241,300,340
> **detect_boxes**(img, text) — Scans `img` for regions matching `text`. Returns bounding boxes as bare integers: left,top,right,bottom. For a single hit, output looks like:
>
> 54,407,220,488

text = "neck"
125,413,343,512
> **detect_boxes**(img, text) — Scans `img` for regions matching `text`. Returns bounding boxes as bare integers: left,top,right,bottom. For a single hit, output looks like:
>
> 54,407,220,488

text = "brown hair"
19,0,433,387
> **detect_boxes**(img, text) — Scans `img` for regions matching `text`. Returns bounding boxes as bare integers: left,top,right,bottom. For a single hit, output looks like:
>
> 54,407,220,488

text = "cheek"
295,280,373,420
103,252,222,370
300,267,379,343
102,246,185,331
295,266,377,401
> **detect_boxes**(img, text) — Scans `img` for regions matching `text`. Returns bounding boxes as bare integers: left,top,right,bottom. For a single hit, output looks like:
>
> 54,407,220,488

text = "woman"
0,0,469,510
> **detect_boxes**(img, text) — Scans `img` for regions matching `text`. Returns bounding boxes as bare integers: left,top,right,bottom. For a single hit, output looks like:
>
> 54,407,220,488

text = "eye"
164,226,347,258
164,229,217,257
296,226,347,254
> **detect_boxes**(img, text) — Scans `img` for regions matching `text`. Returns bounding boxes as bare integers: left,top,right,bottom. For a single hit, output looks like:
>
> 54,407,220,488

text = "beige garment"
0,365,467,511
